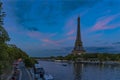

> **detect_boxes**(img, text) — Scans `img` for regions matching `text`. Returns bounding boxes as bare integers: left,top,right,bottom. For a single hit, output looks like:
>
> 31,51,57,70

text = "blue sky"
2,0,120,57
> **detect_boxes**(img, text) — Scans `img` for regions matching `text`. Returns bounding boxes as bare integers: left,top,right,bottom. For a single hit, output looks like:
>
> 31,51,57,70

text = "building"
71,17,86,55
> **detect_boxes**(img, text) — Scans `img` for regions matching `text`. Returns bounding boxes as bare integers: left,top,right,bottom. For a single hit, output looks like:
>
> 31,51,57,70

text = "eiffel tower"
72,17,85,55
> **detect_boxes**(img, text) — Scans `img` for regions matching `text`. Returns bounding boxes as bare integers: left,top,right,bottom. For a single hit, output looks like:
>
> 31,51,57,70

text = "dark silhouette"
71,17,86,55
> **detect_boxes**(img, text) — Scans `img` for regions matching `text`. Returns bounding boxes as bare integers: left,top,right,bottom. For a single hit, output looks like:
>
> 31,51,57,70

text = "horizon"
2,0,120,57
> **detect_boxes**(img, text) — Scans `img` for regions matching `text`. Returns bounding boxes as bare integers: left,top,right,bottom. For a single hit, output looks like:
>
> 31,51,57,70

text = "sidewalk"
5,61,33,80
18,61,33,80
7,68,14,80
26,68,33,80
28,68,34,80
7,61,20,80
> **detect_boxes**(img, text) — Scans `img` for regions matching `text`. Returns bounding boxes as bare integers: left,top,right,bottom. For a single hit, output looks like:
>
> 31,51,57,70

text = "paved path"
19,62,32,80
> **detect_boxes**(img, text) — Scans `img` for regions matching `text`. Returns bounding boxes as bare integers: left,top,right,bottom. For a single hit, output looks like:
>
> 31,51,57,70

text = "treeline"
34,53,120,62
64,53,120,61
0,43,36,74
0,2,36,75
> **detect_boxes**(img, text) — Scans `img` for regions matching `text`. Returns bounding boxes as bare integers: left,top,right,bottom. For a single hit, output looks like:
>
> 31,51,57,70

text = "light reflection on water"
38,61,120,80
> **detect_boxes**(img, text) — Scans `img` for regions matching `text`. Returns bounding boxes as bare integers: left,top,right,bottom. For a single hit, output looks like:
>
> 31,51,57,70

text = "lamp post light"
0,31,2,36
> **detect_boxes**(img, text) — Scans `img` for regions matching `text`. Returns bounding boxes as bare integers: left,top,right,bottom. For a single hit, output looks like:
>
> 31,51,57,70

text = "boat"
62,63,68,66
44,74,54,80
34,64,45,79
34,64,54,80
34,64,45,74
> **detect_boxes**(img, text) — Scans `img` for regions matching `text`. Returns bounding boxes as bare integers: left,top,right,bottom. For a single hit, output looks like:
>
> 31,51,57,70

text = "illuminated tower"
72,17,85,55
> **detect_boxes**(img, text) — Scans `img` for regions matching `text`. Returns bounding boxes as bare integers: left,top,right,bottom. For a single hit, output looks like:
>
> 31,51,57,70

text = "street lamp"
0,31,2,36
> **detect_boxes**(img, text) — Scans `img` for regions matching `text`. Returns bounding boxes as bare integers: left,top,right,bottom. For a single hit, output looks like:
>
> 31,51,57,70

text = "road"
19,62,32,80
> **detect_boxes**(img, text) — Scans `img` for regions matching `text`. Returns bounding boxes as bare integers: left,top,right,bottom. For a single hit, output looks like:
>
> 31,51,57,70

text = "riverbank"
75,61,120,65
32,53,120,65
35,59,120,66
37,60,120,80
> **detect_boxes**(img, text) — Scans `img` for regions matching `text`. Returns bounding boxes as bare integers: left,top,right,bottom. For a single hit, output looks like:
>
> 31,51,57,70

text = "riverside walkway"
9,61,32,80
19,62,32,80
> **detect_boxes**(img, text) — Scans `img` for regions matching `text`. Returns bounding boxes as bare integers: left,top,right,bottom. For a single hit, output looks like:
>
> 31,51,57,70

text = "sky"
2,0,120,57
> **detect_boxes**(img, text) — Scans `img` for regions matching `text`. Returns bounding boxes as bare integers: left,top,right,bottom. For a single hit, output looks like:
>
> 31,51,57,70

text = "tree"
0,2,10,43
24,57,35,68
0,2,36,77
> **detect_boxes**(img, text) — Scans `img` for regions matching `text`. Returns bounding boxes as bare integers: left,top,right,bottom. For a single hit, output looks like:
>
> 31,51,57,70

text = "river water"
38,61,120,80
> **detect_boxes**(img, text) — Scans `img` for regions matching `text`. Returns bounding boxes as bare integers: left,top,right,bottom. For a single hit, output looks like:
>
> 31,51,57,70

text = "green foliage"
0,2,36,76
56,56,64,60
0,2,10,43
0,2,11,75
0,44,33,74
0,64,2,75
0,43,9,60
64,54,77,60
24,57,37,68
54,53,120,61
7,46,28,60
0,26,10,43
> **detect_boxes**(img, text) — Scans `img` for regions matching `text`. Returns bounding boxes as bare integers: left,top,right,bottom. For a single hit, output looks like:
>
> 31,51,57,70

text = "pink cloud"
26,31,60,47
41,36,75,47
49,33,57,37
27,31,41,38
65,16,76,30
64,10,89,38
65,10,89,29
61,10,89,45
91,13,120,31
56,36,75,44
14,29,76,47
67,36,76,40
66,30,75,36
42,39,60,46
94,33,103,38
27,31,57,39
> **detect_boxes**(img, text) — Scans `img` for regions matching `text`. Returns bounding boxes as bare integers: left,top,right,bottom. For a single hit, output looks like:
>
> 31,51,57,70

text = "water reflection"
39,61,120,80
73,63,84,80
73,63,120,80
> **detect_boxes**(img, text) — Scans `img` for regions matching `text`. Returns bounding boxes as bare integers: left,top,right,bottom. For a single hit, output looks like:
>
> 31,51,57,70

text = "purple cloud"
91,13,120,31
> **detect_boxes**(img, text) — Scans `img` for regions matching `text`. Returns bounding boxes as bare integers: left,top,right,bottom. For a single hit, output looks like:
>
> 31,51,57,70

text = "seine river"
38,61,120,80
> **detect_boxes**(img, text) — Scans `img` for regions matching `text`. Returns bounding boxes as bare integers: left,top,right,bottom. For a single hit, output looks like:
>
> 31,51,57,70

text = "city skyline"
2,0,120,56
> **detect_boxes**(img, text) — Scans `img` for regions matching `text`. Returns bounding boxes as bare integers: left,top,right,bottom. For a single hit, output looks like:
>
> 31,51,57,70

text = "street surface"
18,62,32,80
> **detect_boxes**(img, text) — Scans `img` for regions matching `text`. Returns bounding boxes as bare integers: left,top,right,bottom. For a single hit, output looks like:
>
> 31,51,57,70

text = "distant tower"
72,17,85,55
